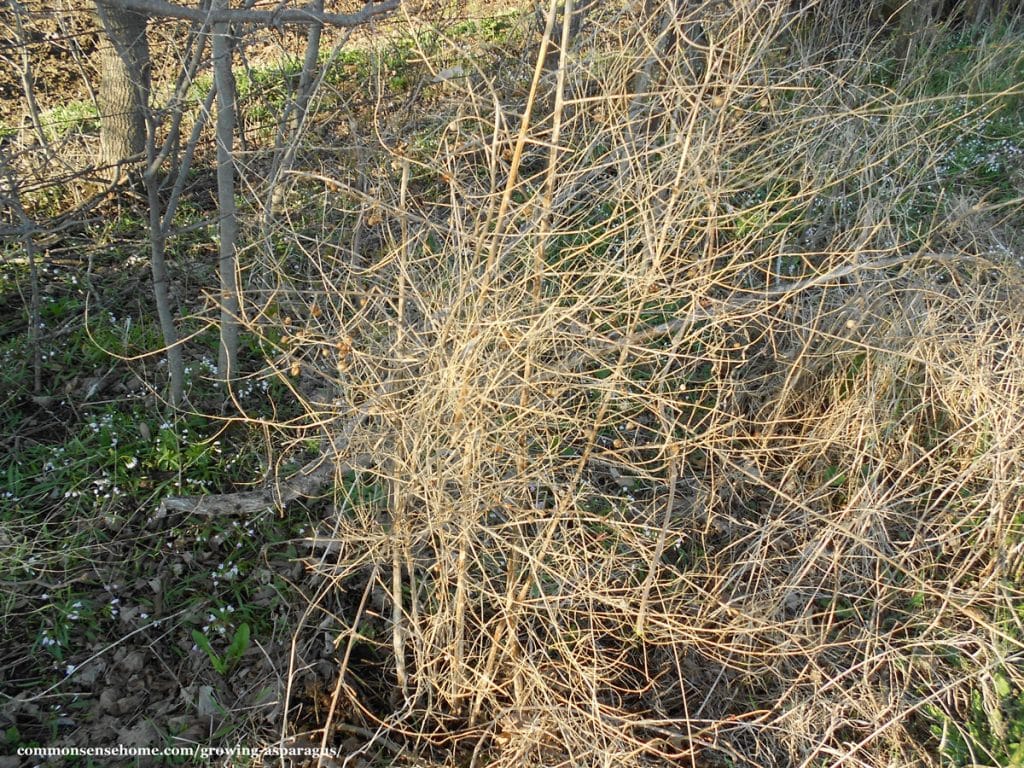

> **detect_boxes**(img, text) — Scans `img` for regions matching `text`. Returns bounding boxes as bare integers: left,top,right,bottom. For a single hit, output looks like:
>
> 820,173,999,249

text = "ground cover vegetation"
1,0,1024,766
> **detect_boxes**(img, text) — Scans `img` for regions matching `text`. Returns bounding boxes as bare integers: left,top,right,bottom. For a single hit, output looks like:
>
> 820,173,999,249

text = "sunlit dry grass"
246,1,1024,765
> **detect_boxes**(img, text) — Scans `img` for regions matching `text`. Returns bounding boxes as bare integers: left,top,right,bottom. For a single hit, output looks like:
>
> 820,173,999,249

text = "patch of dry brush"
247,1,1024,765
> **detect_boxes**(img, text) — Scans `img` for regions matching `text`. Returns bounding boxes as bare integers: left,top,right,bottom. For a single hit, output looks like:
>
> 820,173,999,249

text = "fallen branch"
157,408,371,518
157,452,373,518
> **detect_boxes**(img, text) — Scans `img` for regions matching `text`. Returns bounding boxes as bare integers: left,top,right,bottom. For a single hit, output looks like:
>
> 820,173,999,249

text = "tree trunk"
212,0,240,384
93,0,150,180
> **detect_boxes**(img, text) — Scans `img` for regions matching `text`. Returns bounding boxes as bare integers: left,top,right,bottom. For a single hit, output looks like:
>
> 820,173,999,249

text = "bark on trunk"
212,1,240,383
94,0,150,179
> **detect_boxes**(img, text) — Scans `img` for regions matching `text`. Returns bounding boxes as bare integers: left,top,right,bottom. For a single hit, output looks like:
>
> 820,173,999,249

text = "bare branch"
104,0,399,26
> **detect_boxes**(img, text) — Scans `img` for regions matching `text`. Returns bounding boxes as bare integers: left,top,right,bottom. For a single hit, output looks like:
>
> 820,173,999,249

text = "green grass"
0,259,313,754
925,669,1024,767
39,100,99,141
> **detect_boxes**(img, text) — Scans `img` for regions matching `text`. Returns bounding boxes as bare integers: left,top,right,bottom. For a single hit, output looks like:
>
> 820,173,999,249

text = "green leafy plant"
191,622,250,676
925,672,1024,767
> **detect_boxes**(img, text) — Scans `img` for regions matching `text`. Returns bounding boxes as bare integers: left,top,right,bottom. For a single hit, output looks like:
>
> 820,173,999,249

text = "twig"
634,448,678,637
106,0,398,27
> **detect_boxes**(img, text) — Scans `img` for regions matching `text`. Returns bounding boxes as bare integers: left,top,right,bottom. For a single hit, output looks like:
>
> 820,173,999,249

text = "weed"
192,621,250,676
39,100,99,142
926,673,1024,767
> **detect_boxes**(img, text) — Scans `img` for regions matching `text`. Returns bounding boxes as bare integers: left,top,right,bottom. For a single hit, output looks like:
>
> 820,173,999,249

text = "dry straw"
247,1,1024,765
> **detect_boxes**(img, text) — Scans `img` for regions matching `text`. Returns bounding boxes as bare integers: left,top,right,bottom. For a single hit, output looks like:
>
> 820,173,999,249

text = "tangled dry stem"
229,1,1024,765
